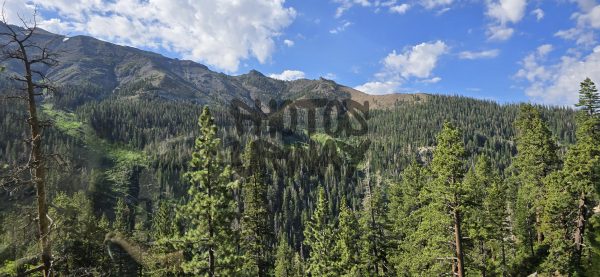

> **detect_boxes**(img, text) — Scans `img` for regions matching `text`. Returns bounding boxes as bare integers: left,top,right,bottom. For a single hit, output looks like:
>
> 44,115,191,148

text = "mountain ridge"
0,23,425,109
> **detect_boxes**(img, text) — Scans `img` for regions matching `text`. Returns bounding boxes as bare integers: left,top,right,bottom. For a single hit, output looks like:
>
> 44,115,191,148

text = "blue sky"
5,0,600,105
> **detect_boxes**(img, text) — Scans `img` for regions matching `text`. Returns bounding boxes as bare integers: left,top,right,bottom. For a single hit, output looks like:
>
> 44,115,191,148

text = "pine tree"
241,140,274,276
177,107,241,276
114,197,131,235
513,104,559,255
359,174,391,276
389,161,430,275
151,200,175,241
575,77,600,116
542,78,600,275
274,235,294,277
336,199,362,276
303,187,339,276
463,155,509,276
428,122,468,277
540,171,574,275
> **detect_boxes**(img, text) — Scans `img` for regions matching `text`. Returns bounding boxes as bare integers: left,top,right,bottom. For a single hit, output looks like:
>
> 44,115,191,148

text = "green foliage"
359,176,392,276
274,235,294,277
176,107,241,276
241,140,274,276
303,187,339,276
336,199,362,276
513,104,559,259
50,191,112,274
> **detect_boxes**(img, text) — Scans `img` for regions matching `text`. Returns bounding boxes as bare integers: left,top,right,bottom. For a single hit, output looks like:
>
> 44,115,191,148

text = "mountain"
0,23,423,109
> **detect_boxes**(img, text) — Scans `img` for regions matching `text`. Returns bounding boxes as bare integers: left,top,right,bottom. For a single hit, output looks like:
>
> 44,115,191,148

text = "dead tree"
0,9,58,277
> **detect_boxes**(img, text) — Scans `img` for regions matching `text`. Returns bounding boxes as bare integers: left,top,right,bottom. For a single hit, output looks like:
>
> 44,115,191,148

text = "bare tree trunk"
453,207,465,277
1,14,59,276
21,34,52,277
573,192,587,267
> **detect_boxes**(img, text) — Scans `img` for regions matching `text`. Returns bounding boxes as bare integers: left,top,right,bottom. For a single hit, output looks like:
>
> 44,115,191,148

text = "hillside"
0,23,420,109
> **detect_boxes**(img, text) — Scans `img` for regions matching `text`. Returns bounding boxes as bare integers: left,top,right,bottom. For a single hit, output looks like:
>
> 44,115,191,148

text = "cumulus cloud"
555,4,600,46
485,0,527,41
458,49,500,59
269,70,306,81
355,41,447,94
381,40,448,79
516,44,600,105
2,0,296,72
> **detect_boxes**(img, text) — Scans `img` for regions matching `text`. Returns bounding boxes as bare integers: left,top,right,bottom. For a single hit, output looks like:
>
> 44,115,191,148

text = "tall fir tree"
513,104,559,256
542,78,600,275
389,161,430,275
335,199,362,276
303,187,339,276
241,140,274,276
463,155,509,276
114,197,131,235
359,173,391,276
176,107,241,276
575,77,600,116
274,234,294,277
427,122,468,277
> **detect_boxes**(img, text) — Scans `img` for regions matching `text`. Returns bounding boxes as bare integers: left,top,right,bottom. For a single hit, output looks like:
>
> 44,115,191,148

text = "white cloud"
333,0,372,18
323,73,337,80
283,39,295,47
555,3,600,46
2,0,296,72
333,0,415,17
459,49,500,59
532,8,544,21
419,0,453,10
269,70,306,81
421,77,442,83
355,81,401,95
355,40,447,94
390,4,410,14
486,0,527,24
485,0,527,41
516,44,600,105
330,21,353,34
382,40,448,78
487,25,515,41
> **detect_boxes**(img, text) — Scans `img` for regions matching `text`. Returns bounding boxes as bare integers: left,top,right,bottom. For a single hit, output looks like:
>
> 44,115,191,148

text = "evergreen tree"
427,122,468,277
575,77,600,115
177,107,241,276
114,198,131,235
540,171,574,275
303,187,339,276
336,199,362,276
542,78,600,275
463,155,509,276
151,200,173,241
274,235,294,277
389,161,430,275
359,174,391,276
241,140,274,276
513,104,559,255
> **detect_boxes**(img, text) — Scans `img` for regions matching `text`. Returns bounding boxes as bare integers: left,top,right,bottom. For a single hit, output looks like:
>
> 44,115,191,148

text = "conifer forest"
1,6,600,277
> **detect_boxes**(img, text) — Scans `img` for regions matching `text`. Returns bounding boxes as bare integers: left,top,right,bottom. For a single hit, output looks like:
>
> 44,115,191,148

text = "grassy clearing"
42,103,84,139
